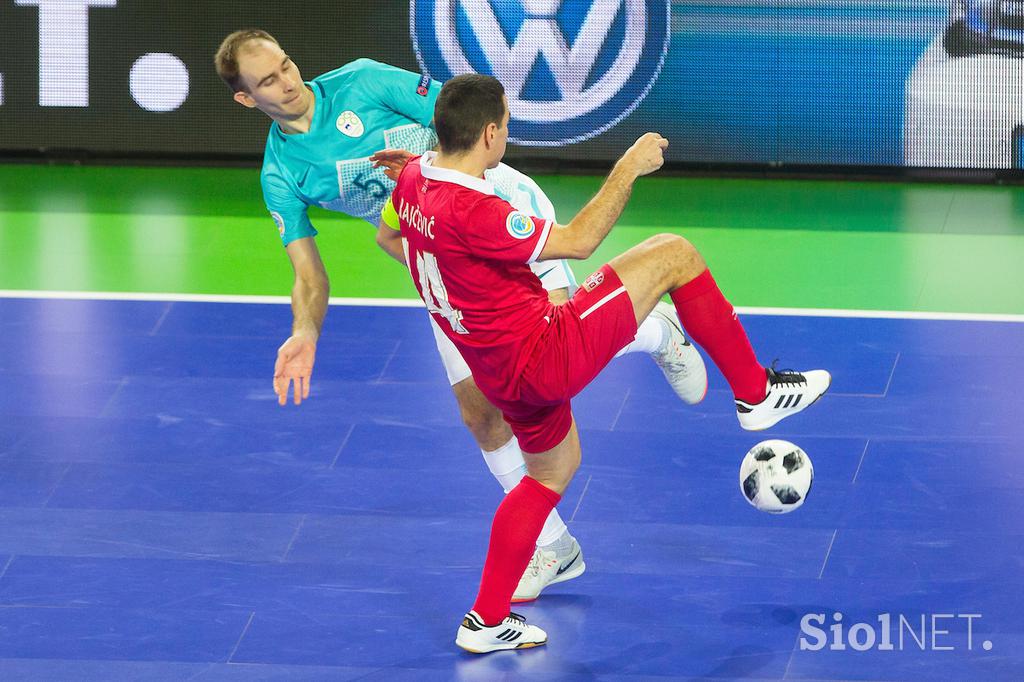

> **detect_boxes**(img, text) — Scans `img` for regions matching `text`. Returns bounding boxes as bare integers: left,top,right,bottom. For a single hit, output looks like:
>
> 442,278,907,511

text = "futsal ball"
739,440,814,513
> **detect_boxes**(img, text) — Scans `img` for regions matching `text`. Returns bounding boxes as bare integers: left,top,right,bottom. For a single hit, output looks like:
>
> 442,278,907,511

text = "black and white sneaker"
735,366,831,431
455,610,547,654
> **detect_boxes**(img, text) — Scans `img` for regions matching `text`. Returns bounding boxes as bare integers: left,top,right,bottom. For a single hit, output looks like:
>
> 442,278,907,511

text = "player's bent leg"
606,233,707,323
537,256,669,361
605,235,709,404
512,420,586,602
610,233,830,427
463,384,576,546
452,379,582,601
542,243,701,400
520,425,580,495
438,278,585,606
479,433,577,557
456,419,581,653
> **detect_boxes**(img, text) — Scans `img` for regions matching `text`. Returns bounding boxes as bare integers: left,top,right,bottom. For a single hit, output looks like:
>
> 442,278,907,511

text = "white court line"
818,529,839,580
734,305,1024,324
568,474,593,524
1,289,1024,323
0,289,424,308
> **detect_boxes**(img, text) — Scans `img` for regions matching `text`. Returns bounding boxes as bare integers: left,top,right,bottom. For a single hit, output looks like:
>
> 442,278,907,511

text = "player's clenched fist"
619,132,668,178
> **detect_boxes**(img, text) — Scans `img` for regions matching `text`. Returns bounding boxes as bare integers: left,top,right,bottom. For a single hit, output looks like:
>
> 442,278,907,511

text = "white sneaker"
512,537,586,603
455,610,547,653
736,367,832,431
649,301,708,404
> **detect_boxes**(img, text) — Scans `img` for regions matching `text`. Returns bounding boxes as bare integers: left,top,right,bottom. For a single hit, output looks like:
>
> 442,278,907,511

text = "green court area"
1,163,1023,314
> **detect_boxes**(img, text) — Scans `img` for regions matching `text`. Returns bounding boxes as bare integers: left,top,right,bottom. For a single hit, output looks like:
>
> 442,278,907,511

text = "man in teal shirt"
215,29,705,601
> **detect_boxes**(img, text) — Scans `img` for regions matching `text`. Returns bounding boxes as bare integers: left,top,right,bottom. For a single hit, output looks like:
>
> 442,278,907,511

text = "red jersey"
393,152,554,402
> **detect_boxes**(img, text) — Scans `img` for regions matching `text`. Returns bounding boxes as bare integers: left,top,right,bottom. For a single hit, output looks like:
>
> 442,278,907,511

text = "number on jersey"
416,251,468,335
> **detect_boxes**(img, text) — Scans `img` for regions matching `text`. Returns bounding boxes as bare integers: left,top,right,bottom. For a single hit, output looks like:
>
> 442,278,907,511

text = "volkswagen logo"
411,0,670,146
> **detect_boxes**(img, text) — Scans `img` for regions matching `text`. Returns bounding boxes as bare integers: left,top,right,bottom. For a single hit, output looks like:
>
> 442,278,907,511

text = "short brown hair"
215,29,279,92
434,74,506,154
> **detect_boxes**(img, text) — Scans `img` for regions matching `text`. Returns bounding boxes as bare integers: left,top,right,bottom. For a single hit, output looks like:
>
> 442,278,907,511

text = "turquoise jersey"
261,59,441,245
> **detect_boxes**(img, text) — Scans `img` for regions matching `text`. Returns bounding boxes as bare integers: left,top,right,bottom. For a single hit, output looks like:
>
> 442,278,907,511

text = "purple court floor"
0,297,1021,681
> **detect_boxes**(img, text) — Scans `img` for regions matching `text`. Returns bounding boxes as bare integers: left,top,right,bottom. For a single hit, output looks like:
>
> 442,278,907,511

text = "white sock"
614,315,667,357
480,436,529,493
541,527,575,554
536,512,569,549
481,437,568,548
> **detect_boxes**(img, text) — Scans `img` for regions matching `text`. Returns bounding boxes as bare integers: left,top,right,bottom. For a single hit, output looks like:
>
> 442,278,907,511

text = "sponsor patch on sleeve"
505,212,536,240
416,74,431,97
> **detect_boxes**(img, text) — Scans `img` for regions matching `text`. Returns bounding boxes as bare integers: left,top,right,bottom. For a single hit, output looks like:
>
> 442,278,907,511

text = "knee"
654,232,704,267
647,233,705,281
459,400,508,445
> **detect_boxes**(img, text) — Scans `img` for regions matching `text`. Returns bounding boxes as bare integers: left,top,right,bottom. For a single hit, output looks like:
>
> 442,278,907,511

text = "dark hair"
434,74,506,154
215,29,279,92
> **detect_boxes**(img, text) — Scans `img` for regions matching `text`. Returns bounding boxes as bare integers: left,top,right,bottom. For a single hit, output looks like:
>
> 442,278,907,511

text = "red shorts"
496,264,638,453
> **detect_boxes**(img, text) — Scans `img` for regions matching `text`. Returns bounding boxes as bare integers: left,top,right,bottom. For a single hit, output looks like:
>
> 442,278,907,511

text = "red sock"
471,476,561,626
670,269,766,404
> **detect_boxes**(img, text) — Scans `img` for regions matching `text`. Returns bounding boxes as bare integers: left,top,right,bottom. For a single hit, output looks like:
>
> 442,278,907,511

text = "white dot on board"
983,640,993,651
130,53,189,112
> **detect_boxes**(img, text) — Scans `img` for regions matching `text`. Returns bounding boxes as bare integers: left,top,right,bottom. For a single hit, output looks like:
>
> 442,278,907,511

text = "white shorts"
430,161,576,386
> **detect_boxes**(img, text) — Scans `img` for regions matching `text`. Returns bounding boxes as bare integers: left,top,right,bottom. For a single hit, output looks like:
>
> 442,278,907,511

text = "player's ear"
233,90,256,108
483,122,497,149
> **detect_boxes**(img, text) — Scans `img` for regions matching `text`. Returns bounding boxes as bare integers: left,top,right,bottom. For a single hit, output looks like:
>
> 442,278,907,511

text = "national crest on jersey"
336,110,364,137
260,59,441,244
583,271,605,292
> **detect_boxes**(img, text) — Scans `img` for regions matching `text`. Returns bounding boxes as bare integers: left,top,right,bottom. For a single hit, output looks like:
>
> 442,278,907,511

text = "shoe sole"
456,639,547,654
510,559,587,603
738,374,832,431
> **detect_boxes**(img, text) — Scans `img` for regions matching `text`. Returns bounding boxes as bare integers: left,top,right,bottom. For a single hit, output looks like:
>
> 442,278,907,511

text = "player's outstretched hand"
620,133,668,178
370,148,414,182
273,333,317,406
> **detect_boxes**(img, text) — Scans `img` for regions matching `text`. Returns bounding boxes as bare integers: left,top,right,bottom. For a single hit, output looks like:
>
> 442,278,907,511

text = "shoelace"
525,550,557,578
655,336,687,368
767,362,806,387
505,612,527,625
524,551,542,578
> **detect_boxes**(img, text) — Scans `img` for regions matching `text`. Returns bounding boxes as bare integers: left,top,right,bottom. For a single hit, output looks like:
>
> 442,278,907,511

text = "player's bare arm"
540,133,667,261
375,222,407,264
274,236,329,406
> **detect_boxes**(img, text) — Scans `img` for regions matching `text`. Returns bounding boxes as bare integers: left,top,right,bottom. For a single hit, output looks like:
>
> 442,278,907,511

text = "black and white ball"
739,440,814,513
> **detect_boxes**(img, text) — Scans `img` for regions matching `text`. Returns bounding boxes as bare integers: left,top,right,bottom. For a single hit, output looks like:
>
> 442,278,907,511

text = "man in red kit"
388,74,831,653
